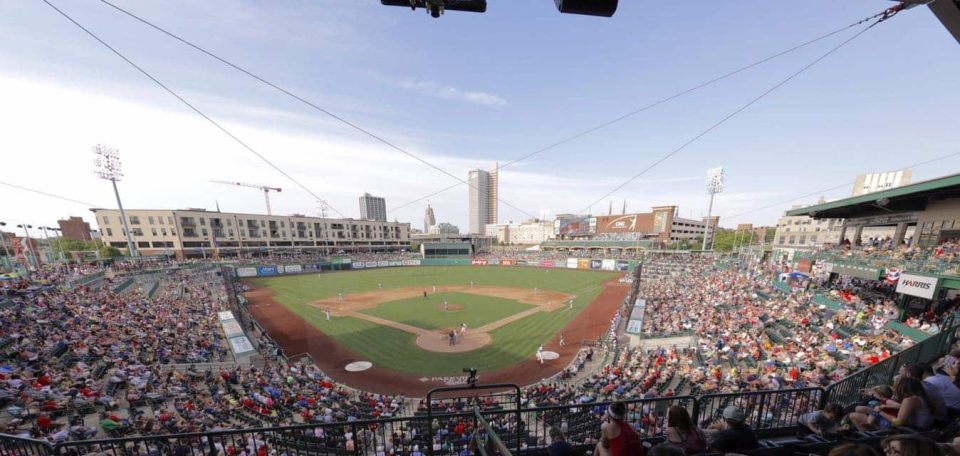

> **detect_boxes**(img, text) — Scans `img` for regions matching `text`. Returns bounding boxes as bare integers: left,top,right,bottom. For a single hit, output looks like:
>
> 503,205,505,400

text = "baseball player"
536,344,544,364
560,332,566,347
432,284,437,293
325,307,331,321
470,281,474,289
378,283,383,290
460,323,467,337
534,287,538,295
568,299,574,310
423,291,428,300
444,300,449,311
338,292,343,303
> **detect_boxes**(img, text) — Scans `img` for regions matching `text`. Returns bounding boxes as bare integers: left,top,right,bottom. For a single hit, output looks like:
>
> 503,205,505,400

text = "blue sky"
1,0,959,234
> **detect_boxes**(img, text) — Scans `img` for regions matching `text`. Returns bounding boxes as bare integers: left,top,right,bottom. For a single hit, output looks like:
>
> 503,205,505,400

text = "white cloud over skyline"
390,78,507,106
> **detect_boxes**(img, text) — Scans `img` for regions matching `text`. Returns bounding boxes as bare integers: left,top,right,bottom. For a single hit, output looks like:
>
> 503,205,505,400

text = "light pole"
702,167,724,251
0,222,11,270
94,145,138,258
16,224,39,270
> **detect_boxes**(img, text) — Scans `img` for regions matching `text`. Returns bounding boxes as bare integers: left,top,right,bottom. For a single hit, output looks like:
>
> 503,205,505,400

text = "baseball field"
243,266,628,394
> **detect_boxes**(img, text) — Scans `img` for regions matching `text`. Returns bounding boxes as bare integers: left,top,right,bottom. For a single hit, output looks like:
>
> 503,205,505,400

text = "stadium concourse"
1,246,960,455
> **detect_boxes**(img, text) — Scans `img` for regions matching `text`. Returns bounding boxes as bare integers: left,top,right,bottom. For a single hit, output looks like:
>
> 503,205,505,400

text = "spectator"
548,425,574,456
663,406,706,455
880,434,945,456
594,401,645,456
647,444,684,456
849,377,934,431
919,362,960,414
798,403,843,437
708,406,759,453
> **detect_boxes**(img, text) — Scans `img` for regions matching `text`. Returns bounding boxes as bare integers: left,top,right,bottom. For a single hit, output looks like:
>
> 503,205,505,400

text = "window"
138,242,150,248
226,219,232,226
788,236,796,244
148,216,155,225
102,215,109,224
168,217,174,225
810,236,817,244
158,217,164,225
131,228,144,236
228,229,234,237
202,228,208,236
171,229,177,236
161,228,167,236
129,216,140,225
106,228,113,236
199,218,206,226
799,235,806,245
151,228,158,236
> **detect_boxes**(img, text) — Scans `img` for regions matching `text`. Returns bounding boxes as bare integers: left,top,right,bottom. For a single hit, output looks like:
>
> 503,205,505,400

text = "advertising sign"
487,259,501,266
626,320,643,334
285,264,303,274
566,258,578,269
218,311,235,321
303,264,318,271
596,214,643,233
377,261,389,267
330,257,352,265
578,258,591,270
501,259,515,266
229,336,255,354
896,273,939,300
366,261,378,268
388,260,402,267
602,259,616,271
402,259,421,266
832,264,881,280
237,267,258,277
616,260,630,271
471,259,487,265
590,259,602,269
555,215,593,236
821,262,834,274
353,262,366,269
257,266,278,276
797,259,812,273
541,260,554,268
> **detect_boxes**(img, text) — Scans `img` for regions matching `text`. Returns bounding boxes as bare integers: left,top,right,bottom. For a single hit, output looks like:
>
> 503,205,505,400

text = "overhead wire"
0,180,101,207
41,0,349,218
575,5,906,215
96,0,538,220
390,7,904,213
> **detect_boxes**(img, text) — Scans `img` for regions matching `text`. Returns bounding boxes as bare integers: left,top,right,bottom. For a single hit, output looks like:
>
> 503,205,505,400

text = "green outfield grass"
359,292,533,330
246,266,618,376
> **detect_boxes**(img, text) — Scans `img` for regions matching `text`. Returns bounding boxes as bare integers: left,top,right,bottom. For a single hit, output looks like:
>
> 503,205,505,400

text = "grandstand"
2,244,960,455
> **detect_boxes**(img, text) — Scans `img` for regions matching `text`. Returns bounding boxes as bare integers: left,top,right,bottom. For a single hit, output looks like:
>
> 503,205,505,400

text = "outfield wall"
228,257,639,278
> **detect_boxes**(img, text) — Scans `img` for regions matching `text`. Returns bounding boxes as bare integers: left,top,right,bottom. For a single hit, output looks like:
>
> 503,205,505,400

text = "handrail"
473,405,512,456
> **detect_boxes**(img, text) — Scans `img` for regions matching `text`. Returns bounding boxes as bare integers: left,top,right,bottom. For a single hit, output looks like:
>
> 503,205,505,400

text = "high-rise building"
358,193,387,222
852,170,912,196
57,216,93,241
468,166,498,234
424,204,436,232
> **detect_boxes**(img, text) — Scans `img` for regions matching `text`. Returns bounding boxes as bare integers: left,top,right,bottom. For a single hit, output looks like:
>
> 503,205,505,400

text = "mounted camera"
462,367,478,386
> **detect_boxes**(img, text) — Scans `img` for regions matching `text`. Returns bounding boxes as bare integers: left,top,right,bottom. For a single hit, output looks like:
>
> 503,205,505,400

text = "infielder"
338,292,343,303
559,332,565,347
568,299,574,310
536,344,544,364
460,322,467,336
432,284,437,293
378,283,383,290
325,307,331,321
444,300,449,311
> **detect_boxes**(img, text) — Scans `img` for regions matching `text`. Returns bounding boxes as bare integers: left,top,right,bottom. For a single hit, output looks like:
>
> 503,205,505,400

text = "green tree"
710,228,738,252
50,238,122,261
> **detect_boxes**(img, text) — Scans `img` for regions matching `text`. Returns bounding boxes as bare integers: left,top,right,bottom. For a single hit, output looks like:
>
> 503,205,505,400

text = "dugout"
421,242,472,259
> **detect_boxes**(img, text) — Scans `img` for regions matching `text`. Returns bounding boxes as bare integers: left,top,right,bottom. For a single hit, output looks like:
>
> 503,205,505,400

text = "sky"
2,0,959,237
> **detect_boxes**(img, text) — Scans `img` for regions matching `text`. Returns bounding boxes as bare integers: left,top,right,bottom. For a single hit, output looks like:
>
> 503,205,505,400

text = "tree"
710,228,738,252
50,238,122,261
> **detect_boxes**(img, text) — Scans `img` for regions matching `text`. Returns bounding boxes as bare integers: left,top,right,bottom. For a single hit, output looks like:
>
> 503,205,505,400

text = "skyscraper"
468,165,498,234
424,204,436,232
359,193,387,222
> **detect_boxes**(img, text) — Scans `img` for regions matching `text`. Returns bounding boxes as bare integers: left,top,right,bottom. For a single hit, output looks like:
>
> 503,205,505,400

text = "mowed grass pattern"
246,266,618,376
360,292,533,331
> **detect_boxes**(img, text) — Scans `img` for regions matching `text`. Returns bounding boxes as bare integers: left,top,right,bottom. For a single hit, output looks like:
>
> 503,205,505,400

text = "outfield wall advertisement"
233,257,637,278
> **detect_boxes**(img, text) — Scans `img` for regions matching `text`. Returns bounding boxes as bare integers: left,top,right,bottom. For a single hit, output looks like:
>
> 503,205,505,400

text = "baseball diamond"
243,266,625,394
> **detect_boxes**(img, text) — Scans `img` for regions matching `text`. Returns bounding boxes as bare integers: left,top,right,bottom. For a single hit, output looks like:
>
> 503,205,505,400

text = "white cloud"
390,78,507,107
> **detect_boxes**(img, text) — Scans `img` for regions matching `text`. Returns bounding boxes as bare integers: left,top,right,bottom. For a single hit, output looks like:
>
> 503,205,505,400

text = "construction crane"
211,180,282,215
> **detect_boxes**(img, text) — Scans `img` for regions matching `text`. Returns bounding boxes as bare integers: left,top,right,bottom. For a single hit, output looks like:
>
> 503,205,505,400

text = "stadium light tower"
702,167,724,251
94,145,138,257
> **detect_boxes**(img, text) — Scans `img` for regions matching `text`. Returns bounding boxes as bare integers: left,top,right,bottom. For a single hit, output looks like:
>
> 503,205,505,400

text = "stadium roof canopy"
786,172,960,219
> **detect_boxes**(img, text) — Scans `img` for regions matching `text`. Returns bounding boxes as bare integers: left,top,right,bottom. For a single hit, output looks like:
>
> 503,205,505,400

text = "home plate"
345,361,373,372
541,351,560,360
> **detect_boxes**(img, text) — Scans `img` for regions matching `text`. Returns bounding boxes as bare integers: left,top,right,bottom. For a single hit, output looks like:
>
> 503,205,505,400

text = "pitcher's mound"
345,361,373,372
436,303,464,312
416,331,491,353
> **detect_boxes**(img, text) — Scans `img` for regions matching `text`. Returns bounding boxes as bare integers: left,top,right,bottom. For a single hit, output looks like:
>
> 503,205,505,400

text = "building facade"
428,222,460,235
424,204,436,232
91,208,410,258
852,170,912,196
489,220,555,245
468,168,497,234
358,193,387,222
57,216,93,241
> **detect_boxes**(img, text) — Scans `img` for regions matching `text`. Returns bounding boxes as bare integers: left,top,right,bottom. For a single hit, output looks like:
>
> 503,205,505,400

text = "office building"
468,166,498,234
359,193,387,222
57,216,93,241
424,204,436,232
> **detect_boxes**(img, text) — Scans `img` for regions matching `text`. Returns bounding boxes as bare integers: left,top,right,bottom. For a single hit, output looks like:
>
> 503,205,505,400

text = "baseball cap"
722,406,746,423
